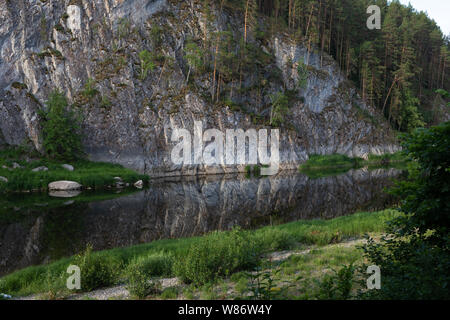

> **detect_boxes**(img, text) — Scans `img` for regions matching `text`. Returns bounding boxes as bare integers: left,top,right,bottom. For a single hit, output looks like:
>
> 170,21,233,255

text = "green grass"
299,152,408,178
0,147,148,193
0,209,399,297
301,154,364,169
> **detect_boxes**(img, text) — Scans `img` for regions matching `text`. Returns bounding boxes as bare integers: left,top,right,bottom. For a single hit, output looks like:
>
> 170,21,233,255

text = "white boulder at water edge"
48,181,82,191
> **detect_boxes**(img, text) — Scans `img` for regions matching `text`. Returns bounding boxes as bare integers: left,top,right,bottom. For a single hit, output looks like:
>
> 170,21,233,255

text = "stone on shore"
12,162,23,169
0,176,8,183
48,181,82,191
32,166,48,172
61,164,74,171
134,180,143,188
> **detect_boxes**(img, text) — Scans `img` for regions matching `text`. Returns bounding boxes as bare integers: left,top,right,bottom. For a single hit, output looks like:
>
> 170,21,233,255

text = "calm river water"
0,167,404,276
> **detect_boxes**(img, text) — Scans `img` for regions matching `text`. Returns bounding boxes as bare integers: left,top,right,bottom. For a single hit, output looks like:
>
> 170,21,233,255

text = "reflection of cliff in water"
0,168,402,276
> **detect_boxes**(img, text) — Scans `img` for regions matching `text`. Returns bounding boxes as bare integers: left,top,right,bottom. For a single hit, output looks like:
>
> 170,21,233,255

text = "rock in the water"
48,181,82,191
32,166,48,172
134,180,143,188
61,164,74,171
0,176,8,183
49,190,82,198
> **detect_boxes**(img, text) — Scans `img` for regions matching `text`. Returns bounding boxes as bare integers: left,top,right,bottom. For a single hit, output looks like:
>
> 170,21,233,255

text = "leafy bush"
126,261,161,299
297,59,309,89
128,252,174,278
174,228,260,285
253,229,295,251
73,245,120,292
139,50,155,80
184,39,204,83
40,90,83,161
361,121,450,299
316,264,356,300
270,92,289,127
160,287,178,299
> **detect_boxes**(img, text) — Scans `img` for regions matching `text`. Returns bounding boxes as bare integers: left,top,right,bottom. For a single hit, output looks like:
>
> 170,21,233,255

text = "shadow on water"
0,167,406,276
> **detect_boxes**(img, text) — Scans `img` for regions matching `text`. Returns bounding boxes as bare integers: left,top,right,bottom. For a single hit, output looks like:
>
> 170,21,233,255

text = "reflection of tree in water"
40,203,87,261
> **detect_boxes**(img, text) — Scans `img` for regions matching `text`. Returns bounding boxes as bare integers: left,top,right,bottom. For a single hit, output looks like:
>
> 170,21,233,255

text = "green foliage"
184,40,204,83
117,18,131,39
174,228,260,285
139,50,156,80
160,287,178,299
244,165,262,178
391,89,425,132
149,25,163,48
245,267,287,300
229,0,448,130
40,90,83,161
127,252,174,278
73,245,120,292
126,261,162,299
81,78,99,99
252,228,295,251
270,91,289,127
0,210,398,296
301,154,363,169
300,153,408,178
296,59,308,89
316,264,356,300
436,89,450,107
362,121,450,299
0,147,148,193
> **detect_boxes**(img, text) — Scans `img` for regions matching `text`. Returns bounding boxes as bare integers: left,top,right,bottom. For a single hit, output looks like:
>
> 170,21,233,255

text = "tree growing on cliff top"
40,90,83,161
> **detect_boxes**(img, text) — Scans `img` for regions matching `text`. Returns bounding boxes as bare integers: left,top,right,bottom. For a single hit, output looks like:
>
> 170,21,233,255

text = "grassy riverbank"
299,153,407,178
0,147,148,193
0,209,400,298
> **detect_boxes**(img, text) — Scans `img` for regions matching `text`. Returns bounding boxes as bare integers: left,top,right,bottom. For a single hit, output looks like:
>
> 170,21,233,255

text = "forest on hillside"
204,0,449,131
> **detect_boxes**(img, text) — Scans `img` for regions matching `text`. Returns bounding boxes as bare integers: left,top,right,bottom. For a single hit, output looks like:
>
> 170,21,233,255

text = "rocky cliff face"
0,0,400,176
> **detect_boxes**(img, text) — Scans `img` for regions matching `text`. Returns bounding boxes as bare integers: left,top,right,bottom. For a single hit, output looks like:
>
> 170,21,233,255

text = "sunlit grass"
0,209,399,297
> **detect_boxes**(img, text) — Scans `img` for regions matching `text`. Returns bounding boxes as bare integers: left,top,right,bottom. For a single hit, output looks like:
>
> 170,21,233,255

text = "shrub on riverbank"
125,260,162,299
174,228,260,285
0,210,399,297
360,121,450,300
74,245,121,292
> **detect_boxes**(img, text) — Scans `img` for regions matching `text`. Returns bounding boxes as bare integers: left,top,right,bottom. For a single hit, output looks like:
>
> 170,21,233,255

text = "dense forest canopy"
208,0,449,131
